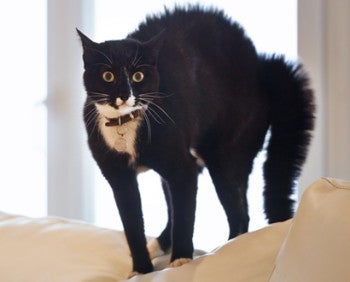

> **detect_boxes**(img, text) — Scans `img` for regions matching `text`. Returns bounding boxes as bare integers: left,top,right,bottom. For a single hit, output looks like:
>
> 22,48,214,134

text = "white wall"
325,1,350,179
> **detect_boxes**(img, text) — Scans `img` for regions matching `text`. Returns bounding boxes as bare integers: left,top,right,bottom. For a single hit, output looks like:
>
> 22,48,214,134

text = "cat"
77,6,314,276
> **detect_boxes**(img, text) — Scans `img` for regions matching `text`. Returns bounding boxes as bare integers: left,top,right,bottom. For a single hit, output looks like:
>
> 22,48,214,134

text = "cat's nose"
116,97,129,106
116,98,125,106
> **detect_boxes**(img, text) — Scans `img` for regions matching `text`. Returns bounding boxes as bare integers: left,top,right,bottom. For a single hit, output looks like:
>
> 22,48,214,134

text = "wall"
298,0,350,194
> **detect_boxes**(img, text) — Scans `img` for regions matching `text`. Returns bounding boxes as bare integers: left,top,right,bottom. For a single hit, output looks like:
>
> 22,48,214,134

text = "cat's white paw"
127,271,140,279
169,258,192,268
147,238,165,259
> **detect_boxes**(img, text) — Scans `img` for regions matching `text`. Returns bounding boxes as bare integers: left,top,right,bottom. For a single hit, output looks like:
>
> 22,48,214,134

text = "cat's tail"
259,55,315,223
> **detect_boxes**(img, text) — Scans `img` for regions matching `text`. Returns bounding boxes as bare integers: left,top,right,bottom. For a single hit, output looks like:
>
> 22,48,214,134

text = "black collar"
105,109,142,127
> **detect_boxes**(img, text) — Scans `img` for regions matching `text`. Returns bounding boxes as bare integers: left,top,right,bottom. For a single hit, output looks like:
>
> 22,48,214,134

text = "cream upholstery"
270,178,350,282
0,178,349,281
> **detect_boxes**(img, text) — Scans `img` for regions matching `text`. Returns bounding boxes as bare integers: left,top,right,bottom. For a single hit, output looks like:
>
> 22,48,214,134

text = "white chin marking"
95,103,120,119
118,104,138,116
95,95,138,119
126,95,136,107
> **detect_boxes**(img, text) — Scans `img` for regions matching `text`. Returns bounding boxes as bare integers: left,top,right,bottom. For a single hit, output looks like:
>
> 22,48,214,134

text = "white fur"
95,95,143,162
95,95,141,119
190,148,205,166
98,115,141,162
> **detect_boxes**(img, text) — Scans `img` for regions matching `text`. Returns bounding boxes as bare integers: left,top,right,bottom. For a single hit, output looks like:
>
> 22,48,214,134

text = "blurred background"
0,0,348,251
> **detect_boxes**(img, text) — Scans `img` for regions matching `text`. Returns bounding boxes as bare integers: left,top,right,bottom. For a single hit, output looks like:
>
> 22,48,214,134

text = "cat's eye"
102,71,115,83
132,71,144,83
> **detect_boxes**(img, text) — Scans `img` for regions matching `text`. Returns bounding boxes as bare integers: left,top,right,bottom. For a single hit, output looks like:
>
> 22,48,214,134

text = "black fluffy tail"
259,55,315,223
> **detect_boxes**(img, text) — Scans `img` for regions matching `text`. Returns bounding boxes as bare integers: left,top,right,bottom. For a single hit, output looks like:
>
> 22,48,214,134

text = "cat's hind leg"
200,138,261,239
205,154,251,238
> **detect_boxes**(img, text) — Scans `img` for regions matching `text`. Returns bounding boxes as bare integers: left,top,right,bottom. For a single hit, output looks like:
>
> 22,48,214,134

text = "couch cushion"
0,213,132,281
270,178,350,282
0,211,292,282
124,220,291,282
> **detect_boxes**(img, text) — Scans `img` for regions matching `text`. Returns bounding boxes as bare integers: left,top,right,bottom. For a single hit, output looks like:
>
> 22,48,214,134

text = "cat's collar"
105,109,142,127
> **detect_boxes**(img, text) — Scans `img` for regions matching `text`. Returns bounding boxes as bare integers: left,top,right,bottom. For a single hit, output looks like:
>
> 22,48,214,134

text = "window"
0,0,47,217
93,0,297,251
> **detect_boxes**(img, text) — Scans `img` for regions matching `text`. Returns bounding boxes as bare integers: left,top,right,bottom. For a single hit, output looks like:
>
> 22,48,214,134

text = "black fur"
78,6,314,274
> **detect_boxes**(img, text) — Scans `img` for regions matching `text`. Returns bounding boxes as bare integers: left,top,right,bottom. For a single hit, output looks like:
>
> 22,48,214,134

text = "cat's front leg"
104,166,153,274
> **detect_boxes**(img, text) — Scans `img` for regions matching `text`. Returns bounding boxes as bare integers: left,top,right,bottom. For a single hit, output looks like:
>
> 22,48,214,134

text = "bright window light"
0,1,47,217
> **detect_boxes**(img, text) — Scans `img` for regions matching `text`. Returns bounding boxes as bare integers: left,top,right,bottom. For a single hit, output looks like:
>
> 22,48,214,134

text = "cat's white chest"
98,116,141,162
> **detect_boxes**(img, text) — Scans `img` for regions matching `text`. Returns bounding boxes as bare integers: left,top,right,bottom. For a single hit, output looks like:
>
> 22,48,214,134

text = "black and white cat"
78,6,314,276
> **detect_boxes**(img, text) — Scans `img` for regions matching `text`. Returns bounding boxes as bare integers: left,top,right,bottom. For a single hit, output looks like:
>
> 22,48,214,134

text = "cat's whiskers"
139,91,173,99
131,45,141,67
91,96,108,102
85,89,174,141
86,99,108,109
88,91,109,99
140,108,152,143
132,55,143,68
139,98,175,125
88,91,109,96
136,64,154,68
84,107,99,138
144,104,166,124
138,91,175,125
86,92,110,107
92,62,112,68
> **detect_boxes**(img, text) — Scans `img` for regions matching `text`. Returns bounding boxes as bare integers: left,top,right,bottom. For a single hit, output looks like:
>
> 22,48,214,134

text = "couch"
1,177,349,281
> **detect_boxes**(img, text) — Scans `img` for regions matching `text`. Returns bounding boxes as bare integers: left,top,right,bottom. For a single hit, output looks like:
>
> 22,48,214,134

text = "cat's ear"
141,29,165,65
76,29,111,69
76,28,97,50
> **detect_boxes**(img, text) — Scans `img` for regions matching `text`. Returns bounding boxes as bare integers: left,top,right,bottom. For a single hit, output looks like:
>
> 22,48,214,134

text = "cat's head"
77,29,164,120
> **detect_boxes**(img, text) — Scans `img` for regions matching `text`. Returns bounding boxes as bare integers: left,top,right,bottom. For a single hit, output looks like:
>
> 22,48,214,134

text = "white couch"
1,178,349,282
